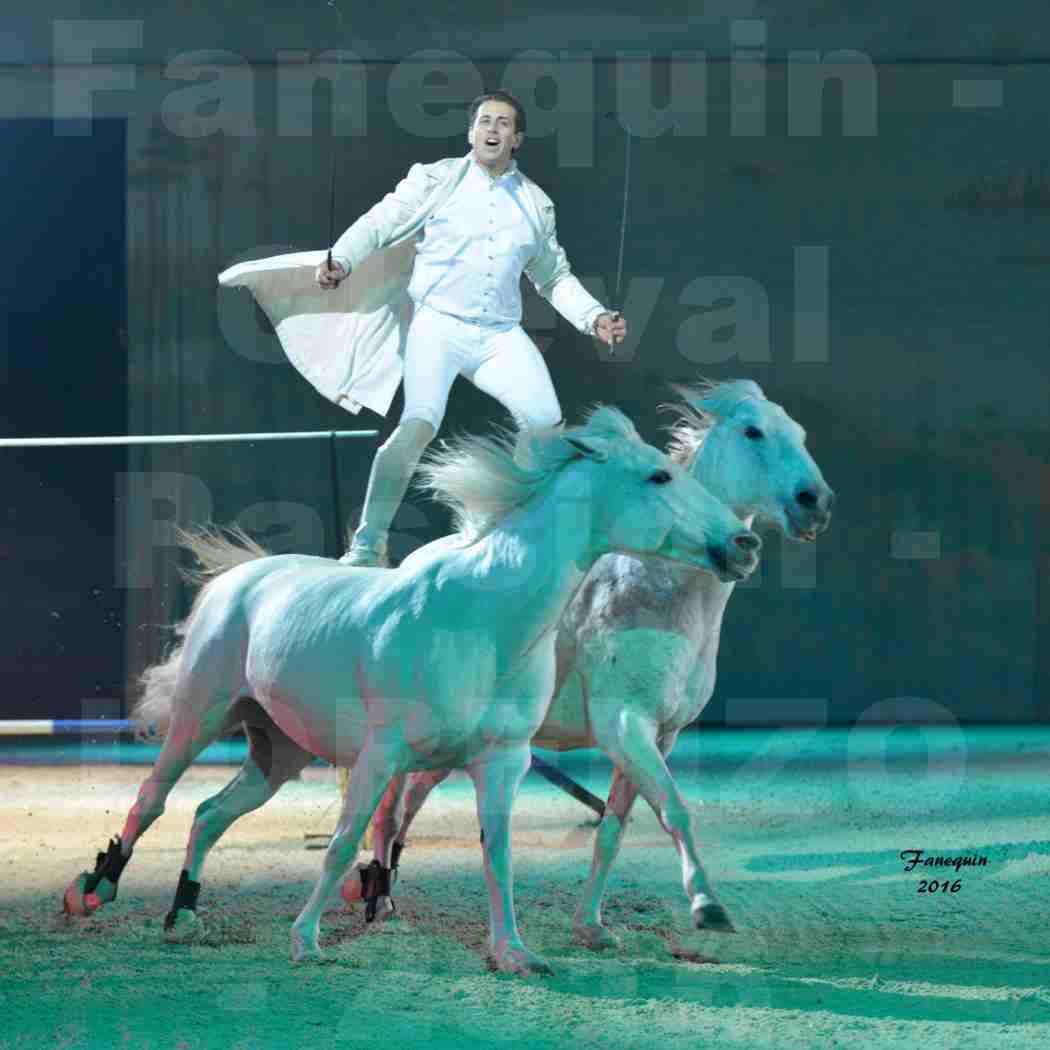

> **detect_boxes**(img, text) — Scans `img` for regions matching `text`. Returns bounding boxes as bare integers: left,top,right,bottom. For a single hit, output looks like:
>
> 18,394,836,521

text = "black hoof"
360,859,396,922
163,908,201,943
694,901,735,933
165,870,201,931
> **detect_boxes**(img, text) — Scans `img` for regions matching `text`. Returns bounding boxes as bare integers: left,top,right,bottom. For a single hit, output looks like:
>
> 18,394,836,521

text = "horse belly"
244,586,553,769
381,691,543,771
245,624,374,765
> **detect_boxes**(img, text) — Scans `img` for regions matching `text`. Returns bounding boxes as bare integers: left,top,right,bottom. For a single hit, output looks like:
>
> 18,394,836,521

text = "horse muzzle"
786,485,834,541
707,530,761,582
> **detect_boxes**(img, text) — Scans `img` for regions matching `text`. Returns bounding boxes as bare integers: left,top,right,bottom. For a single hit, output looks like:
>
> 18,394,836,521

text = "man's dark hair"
468,91,527,136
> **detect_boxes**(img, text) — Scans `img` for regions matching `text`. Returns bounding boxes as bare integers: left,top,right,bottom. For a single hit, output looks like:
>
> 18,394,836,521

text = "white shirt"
407,155,537,327
220,155,608,419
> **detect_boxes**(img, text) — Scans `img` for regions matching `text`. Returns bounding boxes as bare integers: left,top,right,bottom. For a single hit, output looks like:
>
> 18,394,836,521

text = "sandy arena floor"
1,727,1048,1049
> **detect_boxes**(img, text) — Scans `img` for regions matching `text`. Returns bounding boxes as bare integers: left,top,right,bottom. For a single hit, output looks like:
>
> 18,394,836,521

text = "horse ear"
565,435,609,462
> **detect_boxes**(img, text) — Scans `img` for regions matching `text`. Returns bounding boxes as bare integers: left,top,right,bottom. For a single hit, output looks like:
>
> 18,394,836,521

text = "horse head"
560,407,760,582
668,379,834,542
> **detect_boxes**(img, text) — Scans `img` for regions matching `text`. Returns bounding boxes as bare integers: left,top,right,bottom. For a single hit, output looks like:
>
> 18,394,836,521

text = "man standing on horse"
315,91,627,567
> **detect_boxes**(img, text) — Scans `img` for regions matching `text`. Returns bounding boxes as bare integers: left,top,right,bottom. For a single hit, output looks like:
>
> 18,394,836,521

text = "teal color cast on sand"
2,724,1048,1048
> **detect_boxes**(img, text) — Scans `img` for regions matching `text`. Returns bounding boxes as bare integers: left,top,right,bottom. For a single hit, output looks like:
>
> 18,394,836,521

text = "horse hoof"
488,944,553,977
339,871,364,907
164,909,202,943
290,927,325,964
692,897,735,933
572,920,621,951
63,873,100,918
369,896,396,923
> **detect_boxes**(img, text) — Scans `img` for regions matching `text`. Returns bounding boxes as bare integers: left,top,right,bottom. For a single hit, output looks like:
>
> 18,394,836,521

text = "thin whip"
325,0,346,272
613,125,632,312
327,146,337,270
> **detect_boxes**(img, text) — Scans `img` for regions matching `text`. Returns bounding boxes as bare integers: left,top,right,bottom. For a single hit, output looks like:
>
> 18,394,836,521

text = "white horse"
353,379,834,946
62,406,760,975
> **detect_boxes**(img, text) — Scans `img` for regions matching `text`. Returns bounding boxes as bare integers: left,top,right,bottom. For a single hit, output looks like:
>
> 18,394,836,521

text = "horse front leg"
468,745,551,976
291,737,402,962
592,711,733,933
572,767,640,949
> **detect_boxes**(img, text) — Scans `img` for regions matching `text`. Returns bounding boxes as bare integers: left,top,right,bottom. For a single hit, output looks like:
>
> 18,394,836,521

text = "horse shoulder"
565,553,685,640
479,640,559,746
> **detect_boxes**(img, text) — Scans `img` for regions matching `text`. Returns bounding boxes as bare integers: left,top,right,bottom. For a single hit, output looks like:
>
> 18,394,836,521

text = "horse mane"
417,405,641,540
662,378,767,467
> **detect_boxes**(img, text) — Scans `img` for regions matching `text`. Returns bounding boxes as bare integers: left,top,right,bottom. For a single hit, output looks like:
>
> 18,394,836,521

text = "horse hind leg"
63,648,242,919
164,710,314,941
340,768,450,916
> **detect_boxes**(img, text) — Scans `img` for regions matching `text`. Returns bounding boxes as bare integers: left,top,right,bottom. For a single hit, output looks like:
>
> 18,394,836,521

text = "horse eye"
648,470,673,484
745,426,764,440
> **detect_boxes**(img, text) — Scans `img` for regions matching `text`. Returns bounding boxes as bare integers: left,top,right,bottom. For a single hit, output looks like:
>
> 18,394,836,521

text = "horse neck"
668,559,736,642
477,463,597,638
673,439,755,634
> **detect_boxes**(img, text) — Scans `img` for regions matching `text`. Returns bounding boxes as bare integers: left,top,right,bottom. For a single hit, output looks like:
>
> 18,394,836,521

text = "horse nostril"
707,544,729,573
796,489,818,509
734,531,760,552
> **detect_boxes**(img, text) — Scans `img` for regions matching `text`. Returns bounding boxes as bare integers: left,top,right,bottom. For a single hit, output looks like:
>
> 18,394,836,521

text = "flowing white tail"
133,526,270,741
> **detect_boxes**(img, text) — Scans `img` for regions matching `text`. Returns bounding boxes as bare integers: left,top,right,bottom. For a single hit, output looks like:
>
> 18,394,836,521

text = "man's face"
469,100,522,169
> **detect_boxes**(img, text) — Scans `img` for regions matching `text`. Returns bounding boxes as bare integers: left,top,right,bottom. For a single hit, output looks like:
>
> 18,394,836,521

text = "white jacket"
218,154,607,417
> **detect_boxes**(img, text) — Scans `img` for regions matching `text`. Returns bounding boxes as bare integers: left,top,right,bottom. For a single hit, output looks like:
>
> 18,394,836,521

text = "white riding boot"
340,419,436,567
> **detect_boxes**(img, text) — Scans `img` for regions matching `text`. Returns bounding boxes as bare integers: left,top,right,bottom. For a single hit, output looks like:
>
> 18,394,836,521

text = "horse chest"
668,603,724,724
649,638,716,731
679,654,718,724
574,629,686,727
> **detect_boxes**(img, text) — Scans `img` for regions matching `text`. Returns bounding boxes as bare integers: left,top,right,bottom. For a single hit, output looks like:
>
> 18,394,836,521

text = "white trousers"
400,304,562,431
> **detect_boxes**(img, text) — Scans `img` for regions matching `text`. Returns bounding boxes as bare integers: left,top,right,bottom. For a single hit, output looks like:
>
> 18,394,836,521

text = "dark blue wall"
3,49,1049,725
0,119,126,719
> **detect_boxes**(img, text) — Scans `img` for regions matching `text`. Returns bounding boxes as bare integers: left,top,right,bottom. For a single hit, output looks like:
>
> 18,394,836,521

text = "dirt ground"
1,727,1048,1049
